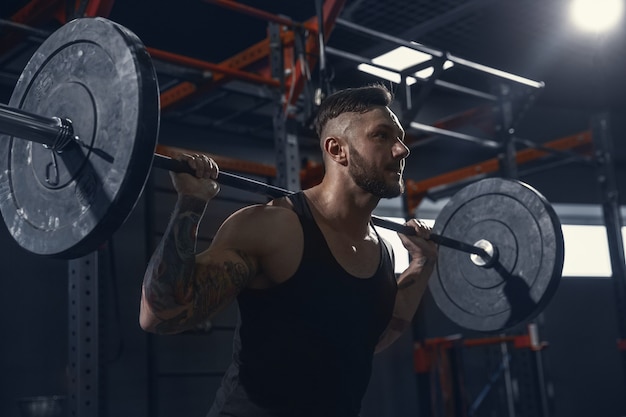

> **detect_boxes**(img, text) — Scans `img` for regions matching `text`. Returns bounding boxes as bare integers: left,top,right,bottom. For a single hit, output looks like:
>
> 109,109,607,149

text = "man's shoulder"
230,202,297,225
218,203,301,252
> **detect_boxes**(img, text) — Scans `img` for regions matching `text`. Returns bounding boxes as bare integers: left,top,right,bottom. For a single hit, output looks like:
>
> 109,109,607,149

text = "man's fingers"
408,218,432,239
207,155,219,180
179,153,219,180
399,219,438,265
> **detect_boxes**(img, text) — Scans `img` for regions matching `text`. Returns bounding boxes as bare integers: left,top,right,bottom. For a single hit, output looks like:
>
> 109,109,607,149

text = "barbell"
0,17,564,332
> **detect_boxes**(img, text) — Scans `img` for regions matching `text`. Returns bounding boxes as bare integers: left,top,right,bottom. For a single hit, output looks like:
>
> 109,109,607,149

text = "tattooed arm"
140,152,262,334
375,220,438,353
139,194,260,334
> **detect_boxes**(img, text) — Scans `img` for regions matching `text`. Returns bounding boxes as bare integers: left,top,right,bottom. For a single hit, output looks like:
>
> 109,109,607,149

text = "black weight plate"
429,178,564,332
0,17,159,258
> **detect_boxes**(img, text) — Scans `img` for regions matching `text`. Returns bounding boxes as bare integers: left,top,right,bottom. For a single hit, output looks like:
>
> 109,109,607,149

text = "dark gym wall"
0,225,67,417
0,193,151,417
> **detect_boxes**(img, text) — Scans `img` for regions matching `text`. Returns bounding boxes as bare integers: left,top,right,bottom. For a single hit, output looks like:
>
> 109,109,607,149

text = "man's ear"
323,136,348,165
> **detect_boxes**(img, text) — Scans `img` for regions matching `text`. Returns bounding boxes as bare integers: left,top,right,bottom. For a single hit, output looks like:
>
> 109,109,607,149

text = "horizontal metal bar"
0,102,493,261
153,154,490,258
325,46,374,65
0,18,51,38
153,154,289,198
0,102,61,147
517,155,591,178
370,217,490,258
404,130,594,212
335,18,544,88
431,234,491,258
203,0,316,31
433,80,497,101
325,47,497,101
446,53,544,89
410,121,501,148
336,18,444,57
147,47,281,88
513,136,593,164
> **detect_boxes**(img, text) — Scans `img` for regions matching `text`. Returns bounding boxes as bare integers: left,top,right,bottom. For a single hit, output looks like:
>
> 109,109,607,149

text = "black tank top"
208,192,397,417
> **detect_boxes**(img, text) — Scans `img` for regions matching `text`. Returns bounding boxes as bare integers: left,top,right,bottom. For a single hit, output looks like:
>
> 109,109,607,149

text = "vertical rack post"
68,252,101,417
269,21,301,191
591,112,626,381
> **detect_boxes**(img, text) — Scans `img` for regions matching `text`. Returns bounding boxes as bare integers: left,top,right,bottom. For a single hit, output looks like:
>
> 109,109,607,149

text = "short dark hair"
313,84,393,137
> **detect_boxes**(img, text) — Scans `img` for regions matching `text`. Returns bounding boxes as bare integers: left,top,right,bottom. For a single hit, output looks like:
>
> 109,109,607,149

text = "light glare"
357,63,418,86
358,56,453,84
371,46,432,71
561,225,615,277
570,0,624,32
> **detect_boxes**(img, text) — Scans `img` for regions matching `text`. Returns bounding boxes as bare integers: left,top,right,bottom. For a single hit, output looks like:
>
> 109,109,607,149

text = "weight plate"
428,178,564,332
0,17,159,258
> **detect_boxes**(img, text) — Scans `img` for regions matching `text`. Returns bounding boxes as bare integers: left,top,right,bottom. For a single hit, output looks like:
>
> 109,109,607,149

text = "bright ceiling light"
359,46,454,83
371,46,432,71
570,0,624,33
357,63,418,85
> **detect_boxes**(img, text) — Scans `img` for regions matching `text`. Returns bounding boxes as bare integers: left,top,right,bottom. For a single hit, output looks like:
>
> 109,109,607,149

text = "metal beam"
203,0,316,32
160,0,346,112
336,18,544,89
325,46,497,101
404,130,593,212
409,121,500,148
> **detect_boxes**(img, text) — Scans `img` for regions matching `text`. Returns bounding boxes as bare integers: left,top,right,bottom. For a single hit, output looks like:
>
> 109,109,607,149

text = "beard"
348,145,404,199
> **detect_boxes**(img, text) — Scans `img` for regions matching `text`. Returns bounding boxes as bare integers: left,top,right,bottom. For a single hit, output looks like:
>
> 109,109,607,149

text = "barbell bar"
0,17,564,332
0,100,493,261
155,154,493,259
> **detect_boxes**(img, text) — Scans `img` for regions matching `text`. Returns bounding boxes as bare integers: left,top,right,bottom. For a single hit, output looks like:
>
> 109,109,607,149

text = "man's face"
346,107,409,199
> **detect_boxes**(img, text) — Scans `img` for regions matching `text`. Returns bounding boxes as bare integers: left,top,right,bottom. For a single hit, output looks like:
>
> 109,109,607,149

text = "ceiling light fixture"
570,0,624,33
358,45,454,84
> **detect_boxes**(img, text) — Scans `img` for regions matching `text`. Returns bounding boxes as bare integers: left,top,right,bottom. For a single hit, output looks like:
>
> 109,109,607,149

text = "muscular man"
140,84,437,417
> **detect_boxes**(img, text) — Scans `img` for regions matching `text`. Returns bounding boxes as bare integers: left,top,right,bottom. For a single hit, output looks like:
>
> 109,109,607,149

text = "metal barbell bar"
0,102,495,263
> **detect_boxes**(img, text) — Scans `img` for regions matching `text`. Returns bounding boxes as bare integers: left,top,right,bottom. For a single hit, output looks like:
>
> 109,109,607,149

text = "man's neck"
304,178,380,240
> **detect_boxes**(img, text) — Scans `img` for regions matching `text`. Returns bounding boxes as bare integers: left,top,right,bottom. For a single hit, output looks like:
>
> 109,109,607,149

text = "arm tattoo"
143,196,255,333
